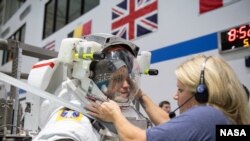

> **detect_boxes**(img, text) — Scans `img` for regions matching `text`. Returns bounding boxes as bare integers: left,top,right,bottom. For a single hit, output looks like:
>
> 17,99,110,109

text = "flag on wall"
111,0,158,40
199,0,240,14
43,40,55,51
68,20,92,38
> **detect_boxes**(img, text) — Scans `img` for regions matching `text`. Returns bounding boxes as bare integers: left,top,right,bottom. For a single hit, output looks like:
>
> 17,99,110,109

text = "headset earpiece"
195,83,208,103
195,57,210,103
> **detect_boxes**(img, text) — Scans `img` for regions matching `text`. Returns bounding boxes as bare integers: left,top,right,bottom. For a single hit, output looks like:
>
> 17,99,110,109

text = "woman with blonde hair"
87,55,250,141
175,55,250,124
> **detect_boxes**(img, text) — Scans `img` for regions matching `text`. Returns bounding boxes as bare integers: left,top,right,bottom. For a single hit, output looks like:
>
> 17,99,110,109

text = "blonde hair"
175,55,250,124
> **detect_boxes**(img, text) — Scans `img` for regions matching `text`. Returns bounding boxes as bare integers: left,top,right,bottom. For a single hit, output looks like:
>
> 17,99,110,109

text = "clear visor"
93,48,141,104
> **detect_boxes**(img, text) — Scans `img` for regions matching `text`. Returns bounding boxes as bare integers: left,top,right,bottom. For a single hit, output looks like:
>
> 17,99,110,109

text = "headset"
195,56,210,103
169,56,210,118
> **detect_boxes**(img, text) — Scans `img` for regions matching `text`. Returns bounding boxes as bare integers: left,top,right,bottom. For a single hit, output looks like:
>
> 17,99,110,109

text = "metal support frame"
0,39,58,136
0,39,57,59
9,40,21,134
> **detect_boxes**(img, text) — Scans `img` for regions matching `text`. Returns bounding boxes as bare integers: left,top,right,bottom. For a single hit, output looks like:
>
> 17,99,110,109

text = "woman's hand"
86,100,122,122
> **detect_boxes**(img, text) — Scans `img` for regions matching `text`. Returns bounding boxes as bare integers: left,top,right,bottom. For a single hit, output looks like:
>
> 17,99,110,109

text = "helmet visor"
93,47,141,104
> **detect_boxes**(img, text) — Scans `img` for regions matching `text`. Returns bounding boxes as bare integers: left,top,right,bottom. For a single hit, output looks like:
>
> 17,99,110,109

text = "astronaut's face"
105,66,131,103
93,46,140,104
112,77,131,103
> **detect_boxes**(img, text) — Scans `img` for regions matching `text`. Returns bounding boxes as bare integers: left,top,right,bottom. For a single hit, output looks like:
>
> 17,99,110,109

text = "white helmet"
86,34,141,106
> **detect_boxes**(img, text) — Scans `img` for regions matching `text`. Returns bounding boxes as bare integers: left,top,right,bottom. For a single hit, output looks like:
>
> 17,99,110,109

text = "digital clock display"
219,23,250,53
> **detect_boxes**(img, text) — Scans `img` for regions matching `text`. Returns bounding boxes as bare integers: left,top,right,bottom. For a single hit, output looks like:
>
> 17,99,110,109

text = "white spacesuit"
30,33,154,141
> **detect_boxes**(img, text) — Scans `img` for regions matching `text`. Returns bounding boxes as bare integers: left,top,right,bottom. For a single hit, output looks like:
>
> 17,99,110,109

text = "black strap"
89,118,105,131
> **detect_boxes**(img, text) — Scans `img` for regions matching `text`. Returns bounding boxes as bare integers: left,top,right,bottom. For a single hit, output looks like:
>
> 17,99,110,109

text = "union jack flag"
111,0,158,40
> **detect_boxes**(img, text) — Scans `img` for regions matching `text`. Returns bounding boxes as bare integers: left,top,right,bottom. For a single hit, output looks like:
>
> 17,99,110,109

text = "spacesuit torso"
33,78,149,141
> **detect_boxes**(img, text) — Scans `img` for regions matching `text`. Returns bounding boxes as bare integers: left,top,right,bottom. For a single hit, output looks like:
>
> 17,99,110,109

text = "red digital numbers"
239,25,247,39
228,28,237,42
248,24,250,37
227,25,250,42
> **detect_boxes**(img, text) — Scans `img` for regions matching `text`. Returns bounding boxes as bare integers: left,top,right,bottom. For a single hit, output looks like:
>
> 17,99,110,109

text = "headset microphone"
169,95,194,119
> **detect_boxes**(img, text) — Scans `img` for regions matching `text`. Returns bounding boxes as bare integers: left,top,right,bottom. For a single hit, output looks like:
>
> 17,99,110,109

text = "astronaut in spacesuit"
32,33,150,141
